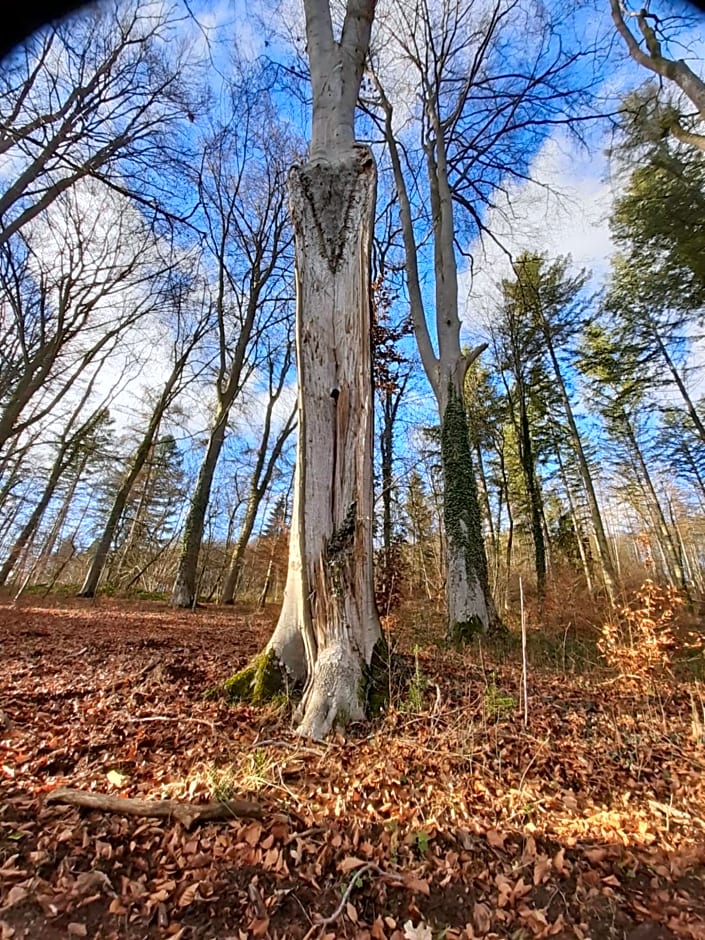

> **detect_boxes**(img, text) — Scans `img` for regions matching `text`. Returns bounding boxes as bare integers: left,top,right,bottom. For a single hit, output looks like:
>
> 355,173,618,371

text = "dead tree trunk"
223,0,383,741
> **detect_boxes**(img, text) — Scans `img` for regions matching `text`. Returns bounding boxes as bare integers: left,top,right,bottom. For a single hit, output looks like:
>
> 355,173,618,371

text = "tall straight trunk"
507,385,546,598
373,77,498,636
439,380,495,635
554,443,594,595
221,488,263,606
264,147,381,739
0,441,70,586
221,381,295,605
171,290,263,608
111,443,157,583
172,408,228,607
473,438,497,568
496,445,514,611
0,439,35,550
33,452,89,585
380,390,395,565
377,381,406,608
623,414,687,591
653,328,705,446
0,380,99,585
542,336,617,602
79,355,188,597
680,441,705,506
225,0,384,740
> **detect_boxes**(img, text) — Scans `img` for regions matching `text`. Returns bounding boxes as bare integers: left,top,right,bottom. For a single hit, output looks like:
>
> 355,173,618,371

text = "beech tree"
79,272,209,598
220,341,296,606
224,0,383,740
0,184,169,456
0,379,108,587
365,0,597,634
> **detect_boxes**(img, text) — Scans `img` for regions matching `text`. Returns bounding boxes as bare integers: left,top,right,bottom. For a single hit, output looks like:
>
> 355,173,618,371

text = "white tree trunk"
267,146,381,740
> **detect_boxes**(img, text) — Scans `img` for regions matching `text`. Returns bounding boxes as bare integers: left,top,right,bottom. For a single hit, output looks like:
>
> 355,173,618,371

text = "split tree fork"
219,0,384,740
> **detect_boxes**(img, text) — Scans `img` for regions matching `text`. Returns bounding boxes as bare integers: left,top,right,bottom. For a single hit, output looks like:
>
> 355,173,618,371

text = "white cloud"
461,128,617,337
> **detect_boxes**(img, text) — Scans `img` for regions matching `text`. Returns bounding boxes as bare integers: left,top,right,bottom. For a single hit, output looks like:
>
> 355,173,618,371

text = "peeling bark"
225,0,381,739
266,150,381,739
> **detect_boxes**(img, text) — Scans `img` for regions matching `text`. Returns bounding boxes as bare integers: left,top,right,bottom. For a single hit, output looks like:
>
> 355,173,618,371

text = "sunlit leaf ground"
1,596,704,939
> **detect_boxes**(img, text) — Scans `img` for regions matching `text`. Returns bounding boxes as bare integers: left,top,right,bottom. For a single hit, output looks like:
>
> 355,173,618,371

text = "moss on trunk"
209,650,286,704
363,635,390,715
449,616,485,646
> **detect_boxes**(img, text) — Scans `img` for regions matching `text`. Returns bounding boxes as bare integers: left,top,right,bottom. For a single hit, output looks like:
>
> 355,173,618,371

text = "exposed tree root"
45,787,265,829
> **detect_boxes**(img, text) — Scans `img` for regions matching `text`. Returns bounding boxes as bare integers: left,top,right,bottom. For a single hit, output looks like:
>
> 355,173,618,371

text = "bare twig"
520,576,528,728
302,863,405,939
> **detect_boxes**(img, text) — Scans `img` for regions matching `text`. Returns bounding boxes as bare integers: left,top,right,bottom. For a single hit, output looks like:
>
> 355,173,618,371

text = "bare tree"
0,0,197,248
0,184,172,455
79,271,210,597
221,341,296,605
170,78,295,608
366,0,598,634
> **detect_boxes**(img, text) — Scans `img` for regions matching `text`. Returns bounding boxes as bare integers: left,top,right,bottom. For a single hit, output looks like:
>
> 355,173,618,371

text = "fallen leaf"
249,918,269,937
553,847,566,874
473,902,491,935
177,883,199,907
533,854,551,885
403,921,432,940
402,875,430,895
3,886,27,909
486,829,506,849
106,770,125,787
339,856,367,872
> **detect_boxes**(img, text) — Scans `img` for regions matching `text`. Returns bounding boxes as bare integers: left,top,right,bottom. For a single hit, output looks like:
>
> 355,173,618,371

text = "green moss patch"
209,649,285,704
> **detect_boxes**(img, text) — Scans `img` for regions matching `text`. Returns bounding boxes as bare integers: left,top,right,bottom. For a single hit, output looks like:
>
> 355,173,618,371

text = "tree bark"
610,0,705,150
265,148,382,739
171,408,228,608
439,381,496,637
504,376,547,600
221,383,295,605
225,0,382,739
554,440,595,595
45,787,264,829
0,442,70,586
623,411,687,591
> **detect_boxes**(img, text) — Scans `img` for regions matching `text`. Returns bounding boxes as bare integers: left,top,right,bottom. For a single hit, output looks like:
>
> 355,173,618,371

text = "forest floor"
1,595,704,940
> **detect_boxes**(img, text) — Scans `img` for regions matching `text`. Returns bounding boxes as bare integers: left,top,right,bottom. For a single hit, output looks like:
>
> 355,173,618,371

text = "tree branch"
45,787,266,830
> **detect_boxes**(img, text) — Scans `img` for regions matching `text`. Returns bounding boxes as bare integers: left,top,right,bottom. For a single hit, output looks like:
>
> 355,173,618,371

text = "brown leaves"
2,597,705,938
